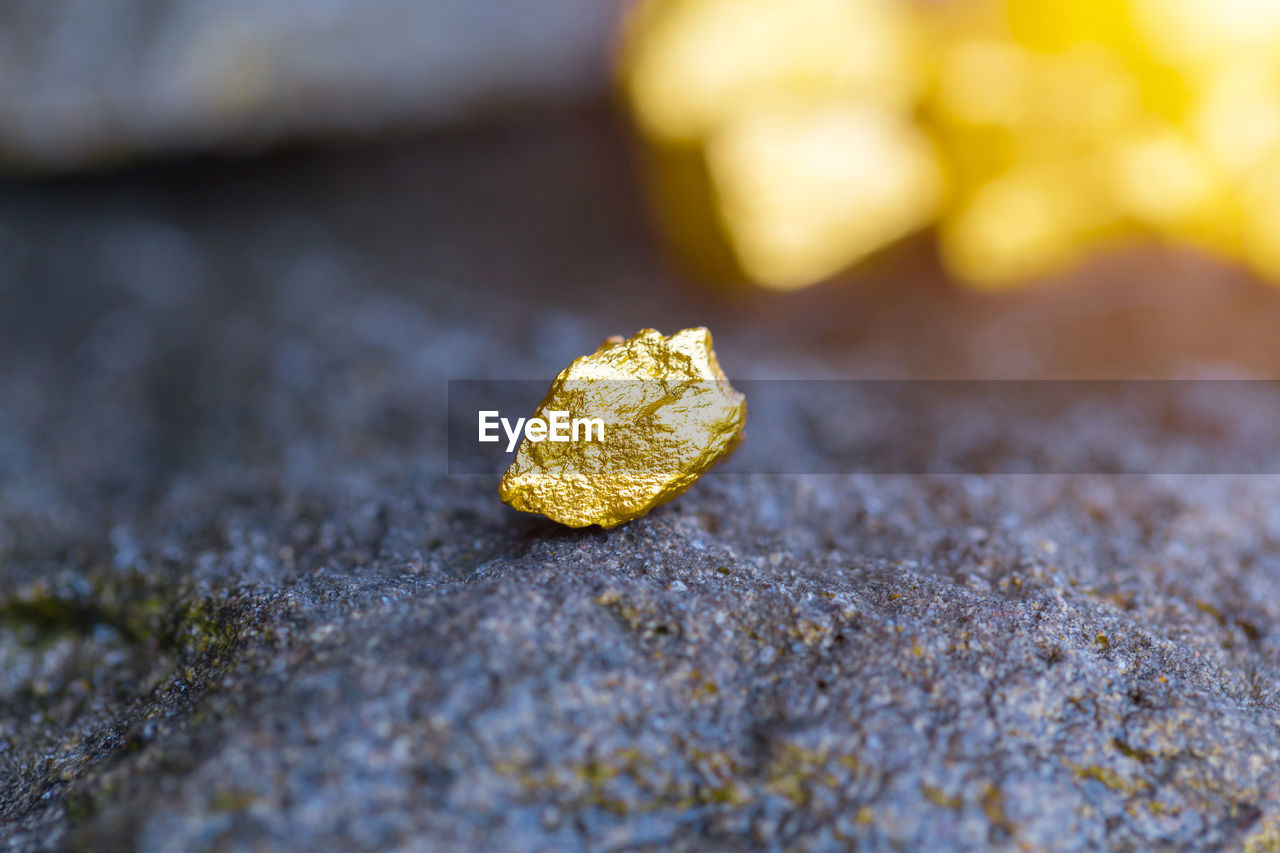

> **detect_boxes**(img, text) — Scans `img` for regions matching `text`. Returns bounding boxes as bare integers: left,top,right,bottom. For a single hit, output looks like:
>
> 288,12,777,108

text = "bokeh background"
7,2,1280,850
623,0,1280,291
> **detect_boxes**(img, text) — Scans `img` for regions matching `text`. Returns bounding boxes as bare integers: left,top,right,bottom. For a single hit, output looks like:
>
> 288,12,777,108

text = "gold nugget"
499,327,746,528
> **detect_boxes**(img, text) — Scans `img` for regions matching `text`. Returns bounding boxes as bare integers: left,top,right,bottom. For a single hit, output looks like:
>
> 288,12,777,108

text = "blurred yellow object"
622,0,922,143
1131,0,1280,70
941,159,1114,286
1240,155,1280,279
619,0,1280,289
706,105,940,288
619,0,940,289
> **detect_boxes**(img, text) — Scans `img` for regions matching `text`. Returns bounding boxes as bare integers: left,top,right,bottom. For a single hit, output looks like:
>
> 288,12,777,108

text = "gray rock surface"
0,0,625,172
4,110,1280,850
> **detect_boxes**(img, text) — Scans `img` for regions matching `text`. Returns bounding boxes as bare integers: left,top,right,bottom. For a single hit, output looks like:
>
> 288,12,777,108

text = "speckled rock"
3,112,1280,851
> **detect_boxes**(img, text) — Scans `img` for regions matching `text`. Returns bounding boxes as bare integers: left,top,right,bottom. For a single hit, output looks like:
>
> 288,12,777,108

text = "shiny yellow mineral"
498,327,746,529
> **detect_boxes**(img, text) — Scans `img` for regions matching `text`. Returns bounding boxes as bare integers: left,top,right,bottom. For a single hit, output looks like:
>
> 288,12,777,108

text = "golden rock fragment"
498,327,746,529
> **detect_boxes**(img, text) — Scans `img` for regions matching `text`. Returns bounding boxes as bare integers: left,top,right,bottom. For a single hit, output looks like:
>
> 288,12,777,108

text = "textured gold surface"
498,327,746,529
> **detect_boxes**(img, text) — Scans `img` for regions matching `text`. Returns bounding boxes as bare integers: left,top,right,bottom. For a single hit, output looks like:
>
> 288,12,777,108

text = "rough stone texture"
0,0,626,172
5,109,1280,850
